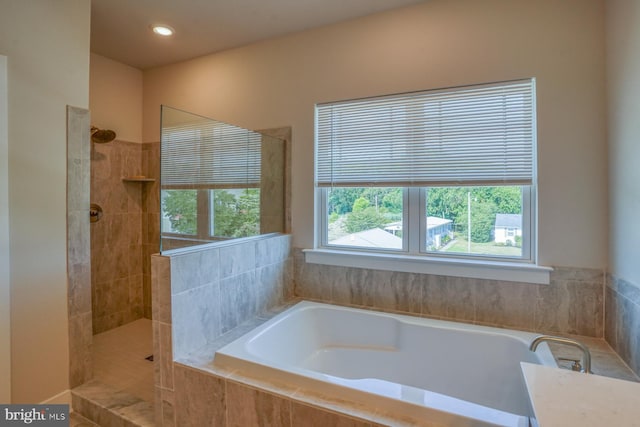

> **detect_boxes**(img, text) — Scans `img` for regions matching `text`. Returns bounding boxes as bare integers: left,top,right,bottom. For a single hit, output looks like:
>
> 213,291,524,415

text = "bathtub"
214,301,556,426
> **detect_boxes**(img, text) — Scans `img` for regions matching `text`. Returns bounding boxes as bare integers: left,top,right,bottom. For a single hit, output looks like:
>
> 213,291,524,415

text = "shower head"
91,126,116,143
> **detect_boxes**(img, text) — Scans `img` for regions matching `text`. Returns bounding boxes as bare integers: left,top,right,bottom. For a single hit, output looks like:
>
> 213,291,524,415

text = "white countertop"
521,362,640,427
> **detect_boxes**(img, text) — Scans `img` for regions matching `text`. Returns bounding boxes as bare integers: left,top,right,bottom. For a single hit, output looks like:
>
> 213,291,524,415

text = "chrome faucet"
529,335,592,374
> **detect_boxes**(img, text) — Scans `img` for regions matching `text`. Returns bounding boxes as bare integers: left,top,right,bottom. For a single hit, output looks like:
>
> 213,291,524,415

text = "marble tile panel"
290,402,371,427
256,234,291,267
220,240,257,278
67,106,89,152
147,213,160,246
68,262,91,316
91,143,111,180
152,255,172,324
94,310,129,335
475,279,536,330
283,258,294,301
68,210,90,266
162,396,175,427
173,364,226,427
143,274,152,319
69,312,93,388
153,387,162,427
328,267,364,307
172,282,222,358
226,382,291,427
72,397,127,427
566,280,603,337
551,266,604,283
159,322,174,389
535,279,572,335
615,294,634,365
69,412,99,427
92,280,115,319
422,275,475,322
170,247,220,294
108,183,130,215
129,274,144,317
152,321,161,387
315,263,350,304
363,270,422,314
220,271,257,334
123,145,142,178
127,213,142,245
256,263,285,314
618,297,640,374
604,286,618,350
127,244,143,276
159,387,175,425
68,157,88,211
611,275,640,306
115,401,155,427
291,388,377,424
124,185,143,215
293,250,336,301
72,380,145,427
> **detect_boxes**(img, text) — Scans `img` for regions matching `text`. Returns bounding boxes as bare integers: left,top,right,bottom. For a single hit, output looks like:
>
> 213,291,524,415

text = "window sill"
303,249,552,285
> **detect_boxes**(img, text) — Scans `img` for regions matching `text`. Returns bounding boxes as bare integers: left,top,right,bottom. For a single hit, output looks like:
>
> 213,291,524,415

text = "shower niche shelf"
122,176,155,183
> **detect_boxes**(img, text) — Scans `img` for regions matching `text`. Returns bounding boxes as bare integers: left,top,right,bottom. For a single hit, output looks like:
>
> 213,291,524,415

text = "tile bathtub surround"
151,234,293,425
605,273,640,376
67,106,93,387
169,312,636,427
172,362,407,427
166,234,292,359
293,249,605,337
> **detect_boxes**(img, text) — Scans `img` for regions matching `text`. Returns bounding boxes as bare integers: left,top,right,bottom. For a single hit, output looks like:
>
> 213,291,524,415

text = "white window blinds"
316,79,535,187
161,117,262,189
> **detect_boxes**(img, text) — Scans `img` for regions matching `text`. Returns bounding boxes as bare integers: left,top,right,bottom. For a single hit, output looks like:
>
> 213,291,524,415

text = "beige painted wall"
0,0,90,403
90,53,143,143
607,0,640,285
143,0,607,269
0,55,10,403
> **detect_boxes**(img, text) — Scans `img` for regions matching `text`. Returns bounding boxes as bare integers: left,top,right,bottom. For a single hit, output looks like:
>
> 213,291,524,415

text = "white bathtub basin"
214,301,556,426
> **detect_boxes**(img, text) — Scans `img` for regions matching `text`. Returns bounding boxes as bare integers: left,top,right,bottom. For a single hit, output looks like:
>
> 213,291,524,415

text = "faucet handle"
558,357,582,372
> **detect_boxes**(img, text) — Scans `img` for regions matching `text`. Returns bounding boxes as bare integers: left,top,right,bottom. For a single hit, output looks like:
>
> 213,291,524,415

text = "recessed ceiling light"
151,25,174,37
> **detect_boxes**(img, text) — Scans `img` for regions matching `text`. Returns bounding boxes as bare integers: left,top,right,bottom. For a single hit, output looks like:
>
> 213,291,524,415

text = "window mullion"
407,187,421,254
318,188,328,248
522,185,534,262
196,189,210,239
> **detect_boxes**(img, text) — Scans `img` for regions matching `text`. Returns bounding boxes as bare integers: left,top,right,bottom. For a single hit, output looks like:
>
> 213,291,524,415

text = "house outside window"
315,79,537,264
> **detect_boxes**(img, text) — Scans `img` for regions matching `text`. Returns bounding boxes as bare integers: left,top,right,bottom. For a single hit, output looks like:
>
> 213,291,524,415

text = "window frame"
317,184,536,264
311,79,548,283
161,187,262,241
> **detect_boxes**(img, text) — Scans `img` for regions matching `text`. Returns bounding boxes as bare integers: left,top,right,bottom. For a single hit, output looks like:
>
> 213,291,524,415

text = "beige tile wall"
91,140,158,334
67,106,93,387
142,141,160,318
294,249,605,338
605,274,640,376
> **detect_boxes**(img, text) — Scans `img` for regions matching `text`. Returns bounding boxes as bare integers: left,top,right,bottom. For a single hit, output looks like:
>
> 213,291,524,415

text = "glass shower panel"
160,106,285,252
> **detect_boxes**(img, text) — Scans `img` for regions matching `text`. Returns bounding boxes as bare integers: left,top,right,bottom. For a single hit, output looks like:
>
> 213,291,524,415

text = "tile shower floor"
92,318,154,403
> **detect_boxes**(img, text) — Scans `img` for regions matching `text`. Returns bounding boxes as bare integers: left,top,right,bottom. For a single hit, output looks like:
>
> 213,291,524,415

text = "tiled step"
70,412,99,427
72,380,155,427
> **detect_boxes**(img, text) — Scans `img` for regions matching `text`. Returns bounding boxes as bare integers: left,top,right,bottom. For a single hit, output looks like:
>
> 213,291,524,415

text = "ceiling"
90,0,426,70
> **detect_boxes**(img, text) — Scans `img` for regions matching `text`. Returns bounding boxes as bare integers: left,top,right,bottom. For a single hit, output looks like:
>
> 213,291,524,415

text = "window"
161,109,262,243
161,188,260,239
315,79,536,263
